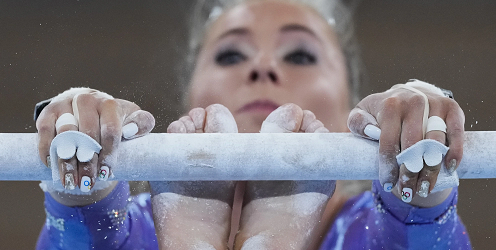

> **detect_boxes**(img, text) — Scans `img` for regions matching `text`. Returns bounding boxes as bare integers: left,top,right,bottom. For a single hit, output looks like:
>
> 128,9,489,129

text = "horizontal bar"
0,132,494,181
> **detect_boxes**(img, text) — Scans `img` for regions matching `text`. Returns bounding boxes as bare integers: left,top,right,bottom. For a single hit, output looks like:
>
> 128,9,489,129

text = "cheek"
189,66,245,108
282,68,349,131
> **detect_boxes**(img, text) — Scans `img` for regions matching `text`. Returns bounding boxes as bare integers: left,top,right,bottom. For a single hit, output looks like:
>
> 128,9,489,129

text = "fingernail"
364,124,381,140
417,181,430,198
447,159,457,174
401,188,413,203
64,173,76,190
46,156,51,168
383,183,393,192
122,123,139,139
98,166,109,181
81,176,92,192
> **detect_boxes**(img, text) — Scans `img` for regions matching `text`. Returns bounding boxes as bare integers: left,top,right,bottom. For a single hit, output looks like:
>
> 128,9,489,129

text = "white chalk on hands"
260,121,291,133
260,105,298,133
431,164,459,193
49,131,102,183
364,124,381,141
396,139,449,173
122,122,139,139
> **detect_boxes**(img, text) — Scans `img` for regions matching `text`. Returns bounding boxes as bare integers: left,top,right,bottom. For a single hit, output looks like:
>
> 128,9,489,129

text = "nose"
249,69,278,84
248,52,279,85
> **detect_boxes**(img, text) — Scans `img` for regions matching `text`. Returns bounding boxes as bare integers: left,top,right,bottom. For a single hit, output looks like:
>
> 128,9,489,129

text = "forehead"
205,1,337,43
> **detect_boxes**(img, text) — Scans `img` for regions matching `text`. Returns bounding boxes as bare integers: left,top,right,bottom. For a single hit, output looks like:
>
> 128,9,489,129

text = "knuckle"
445,98,460,109
347,110,366,128
76,93,96,106
303,110,316,119
286,103,302,113
101,98,118,109
408,94,426,107
207,103,227,112
189,107,205,116
179,116,191,123
382,97,402,113
36,120,54,133
167,121,182,133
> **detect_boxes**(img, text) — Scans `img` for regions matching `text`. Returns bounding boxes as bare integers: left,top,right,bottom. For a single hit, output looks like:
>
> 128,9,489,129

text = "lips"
237,100,280,114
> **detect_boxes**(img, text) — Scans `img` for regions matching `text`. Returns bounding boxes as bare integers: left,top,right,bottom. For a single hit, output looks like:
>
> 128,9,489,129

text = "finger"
397,163,417,203
444,101,465,173
167,120,187,133
418,112,447,197
347,108,380,140
122,110,156,139
305,120,326,133
74,93,101,142
399,97,425,151
416,164,441,198
58,157,78,190
98,99,123,181
314,127,329,133
260,103,303,133
78,153,98,192
73,94,100,189
36,108,57,167
188,107,206,132
300,110,328,133
377,98,402,191
204,104,238,133
50,101,79,187
300,110,316,132
179,116,196,133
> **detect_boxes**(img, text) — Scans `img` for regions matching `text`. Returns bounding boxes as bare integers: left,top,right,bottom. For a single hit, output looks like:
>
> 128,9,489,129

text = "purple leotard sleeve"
36,181,158,250
320,180,472,250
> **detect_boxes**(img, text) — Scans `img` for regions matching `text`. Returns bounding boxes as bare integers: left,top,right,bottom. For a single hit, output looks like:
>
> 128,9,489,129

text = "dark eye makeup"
215,49,247,66
284,48,317,65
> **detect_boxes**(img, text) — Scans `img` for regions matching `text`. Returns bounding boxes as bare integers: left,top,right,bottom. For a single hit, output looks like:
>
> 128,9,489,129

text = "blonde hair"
179,0,366,109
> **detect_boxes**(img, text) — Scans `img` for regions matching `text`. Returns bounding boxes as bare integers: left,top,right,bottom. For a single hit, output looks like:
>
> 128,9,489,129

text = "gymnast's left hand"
347,81,464,206
36,88,155,197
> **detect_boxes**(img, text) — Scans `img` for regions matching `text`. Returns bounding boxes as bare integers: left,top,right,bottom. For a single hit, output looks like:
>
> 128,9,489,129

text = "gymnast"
34,0,471,249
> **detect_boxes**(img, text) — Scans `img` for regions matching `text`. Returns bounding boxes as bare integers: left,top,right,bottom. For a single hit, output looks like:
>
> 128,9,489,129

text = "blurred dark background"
1,1,495,249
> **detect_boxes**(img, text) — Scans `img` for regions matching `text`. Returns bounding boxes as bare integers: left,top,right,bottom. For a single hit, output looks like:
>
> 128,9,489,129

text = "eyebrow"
280,24,318,38
216,24,320,42
217,28,250,41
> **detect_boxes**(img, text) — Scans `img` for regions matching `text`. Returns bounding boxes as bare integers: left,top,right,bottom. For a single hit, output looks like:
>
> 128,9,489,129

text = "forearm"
235,193,329,250
236,181,333,249
152,193,232,250
150,181,235,250
38,181,137,249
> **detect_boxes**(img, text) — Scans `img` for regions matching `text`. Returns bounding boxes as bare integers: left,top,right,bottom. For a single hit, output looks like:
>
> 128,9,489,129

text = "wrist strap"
395,84,430,138
34,98,52,122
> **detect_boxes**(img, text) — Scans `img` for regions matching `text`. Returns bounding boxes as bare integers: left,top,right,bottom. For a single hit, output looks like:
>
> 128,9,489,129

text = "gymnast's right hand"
151,104,237,250
36,88,155,202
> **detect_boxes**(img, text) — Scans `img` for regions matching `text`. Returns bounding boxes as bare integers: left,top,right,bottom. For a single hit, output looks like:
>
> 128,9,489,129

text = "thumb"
122,110,155,139
260,103,303,133
347,107,381,141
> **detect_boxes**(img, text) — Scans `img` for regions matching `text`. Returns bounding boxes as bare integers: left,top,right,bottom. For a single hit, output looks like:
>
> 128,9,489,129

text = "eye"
215,49,247,66
284,49,317,65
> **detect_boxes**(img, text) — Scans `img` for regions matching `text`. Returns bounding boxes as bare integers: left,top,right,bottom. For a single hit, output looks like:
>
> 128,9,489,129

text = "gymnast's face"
189,0,350,133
